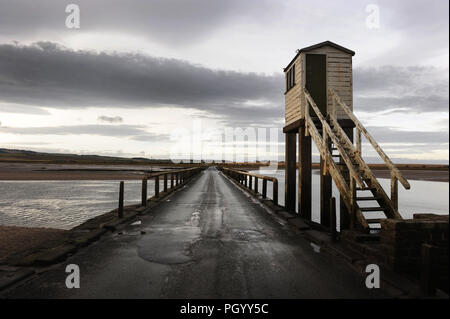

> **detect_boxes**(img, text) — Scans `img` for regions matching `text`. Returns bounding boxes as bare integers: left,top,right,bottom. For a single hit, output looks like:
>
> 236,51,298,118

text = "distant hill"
0,148,173,165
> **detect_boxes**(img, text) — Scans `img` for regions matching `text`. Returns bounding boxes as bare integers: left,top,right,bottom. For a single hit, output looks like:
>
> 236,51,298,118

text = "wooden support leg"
298,126,312,220
330,197,337,241
262,179,267,198
118,181,124,218
155,176,159,198
141,178,147,207
320,140,332,227
285,131,297,213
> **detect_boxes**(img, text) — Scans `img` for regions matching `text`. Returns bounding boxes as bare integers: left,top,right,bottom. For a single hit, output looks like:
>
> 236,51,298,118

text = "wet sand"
0,163,173,180
373,169,448,182
0,226,67,263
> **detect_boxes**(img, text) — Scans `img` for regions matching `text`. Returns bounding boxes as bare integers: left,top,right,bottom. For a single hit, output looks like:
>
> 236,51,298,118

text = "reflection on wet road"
2,167,385,298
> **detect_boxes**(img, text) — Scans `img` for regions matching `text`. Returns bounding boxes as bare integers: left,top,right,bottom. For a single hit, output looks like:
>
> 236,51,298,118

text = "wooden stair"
302,88,410,232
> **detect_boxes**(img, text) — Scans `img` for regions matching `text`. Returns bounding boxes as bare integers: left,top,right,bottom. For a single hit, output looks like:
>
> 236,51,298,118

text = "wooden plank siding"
285,54,303,125
285,45,353,126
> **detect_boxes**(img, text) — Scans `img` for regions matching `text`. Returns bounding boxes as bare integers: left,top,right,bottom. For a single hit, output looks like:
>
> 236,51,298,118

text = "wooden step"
356,196,381,201
356,187,376,191
360,207,388,212
366,218,383,224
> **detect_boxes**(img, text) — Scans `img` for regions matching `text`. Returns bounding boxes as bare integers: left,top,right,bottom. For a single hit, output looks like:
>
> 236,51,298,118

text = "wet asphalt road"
2,167,385,298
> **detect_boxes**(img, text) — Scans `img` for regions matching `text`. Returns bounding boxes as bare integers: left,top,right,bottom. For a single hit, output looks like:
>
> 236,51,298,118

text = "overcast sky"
0,0,448,163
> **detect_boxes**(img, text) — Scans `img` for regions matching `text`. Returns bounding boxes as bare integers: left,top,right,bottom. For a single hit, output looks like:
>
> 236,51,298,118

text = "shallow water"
0,171,447,230
0,180,164,230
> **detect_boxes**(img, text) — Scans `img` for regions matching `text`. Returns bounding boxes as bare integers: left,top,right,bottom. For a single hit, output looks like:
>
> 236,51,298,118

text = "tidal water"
0,171,447,230
0,180,163,230
250,169,449,224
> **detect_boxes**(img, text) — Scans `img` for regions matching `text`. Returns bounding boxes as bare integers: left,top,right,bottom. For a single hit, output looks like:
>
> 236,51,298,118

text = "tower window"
286,64,295,91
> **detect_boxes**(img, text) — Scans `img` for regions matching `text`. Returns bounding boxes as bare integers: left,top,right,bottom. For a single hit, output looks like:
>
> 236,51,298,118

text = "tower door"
305,54,327,117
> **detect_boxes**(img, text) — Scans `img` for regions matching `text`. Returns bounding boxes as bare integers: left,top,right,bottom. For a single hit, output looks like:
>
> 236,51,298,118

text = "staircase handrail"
329,88,410,190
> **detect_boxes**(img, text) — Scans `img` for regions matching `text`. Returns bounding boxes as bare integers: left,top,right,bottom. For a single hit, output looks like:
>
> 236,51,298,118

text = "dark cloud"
0,42,284,126
354,95,449,113
354,65,448,93
0,43,447,130
97,115,123,123
364,126,449,144
0,124,169,141
353,65,449,113
0,0,281,46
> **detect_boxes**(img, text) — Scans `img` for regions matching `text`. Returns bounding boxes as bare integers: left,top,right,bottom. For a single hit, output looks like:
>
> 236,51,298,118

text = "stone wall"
380,214,449,292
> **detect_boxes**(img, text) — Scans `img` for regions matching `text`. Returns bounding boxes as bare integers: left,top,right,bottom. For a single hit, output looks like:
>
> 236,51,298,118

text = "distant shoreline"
0,162,447,182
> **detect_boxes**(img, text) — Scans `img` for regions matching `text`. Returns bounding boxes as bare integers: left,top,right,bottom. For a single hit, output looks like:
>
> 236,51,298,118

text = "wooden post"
391,171,398,213
330,197,337,241
298,126,312,220
349,173,356,229
255,177,259,194
141,178,147,207
244,175,248,187
304,92,310,136
320,137,332,227
249,175,253,190
155,176,159,198
262,179,267,198
118,181,124,218
356,128,362,155
273,180,278,206
285,131,297,213
164,174,168,192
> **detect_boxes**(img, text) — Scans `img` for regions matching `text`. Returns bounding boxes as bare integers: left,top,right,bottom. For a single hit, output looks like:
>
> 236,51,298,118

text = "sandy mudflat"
0,163,160,180
0,225,67,262
373,169,448,182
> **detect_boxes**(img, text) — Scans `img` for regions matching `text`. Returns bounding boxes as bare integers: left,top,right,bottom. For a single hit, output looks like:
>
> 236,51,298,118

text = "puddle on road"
190,211,200,227
116,230,142,236
137,226,201,265
228,228,266,242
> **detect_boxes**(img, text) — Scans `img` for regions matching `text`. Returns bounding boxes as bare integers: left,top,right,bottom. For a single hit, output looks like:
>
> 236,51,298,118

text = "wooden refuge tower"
283,41,410,232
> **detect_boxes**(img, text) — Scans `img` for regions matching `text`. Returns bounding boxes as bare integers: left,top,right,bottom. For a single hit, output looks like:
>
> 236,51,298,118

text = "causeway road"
2,167,385,298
